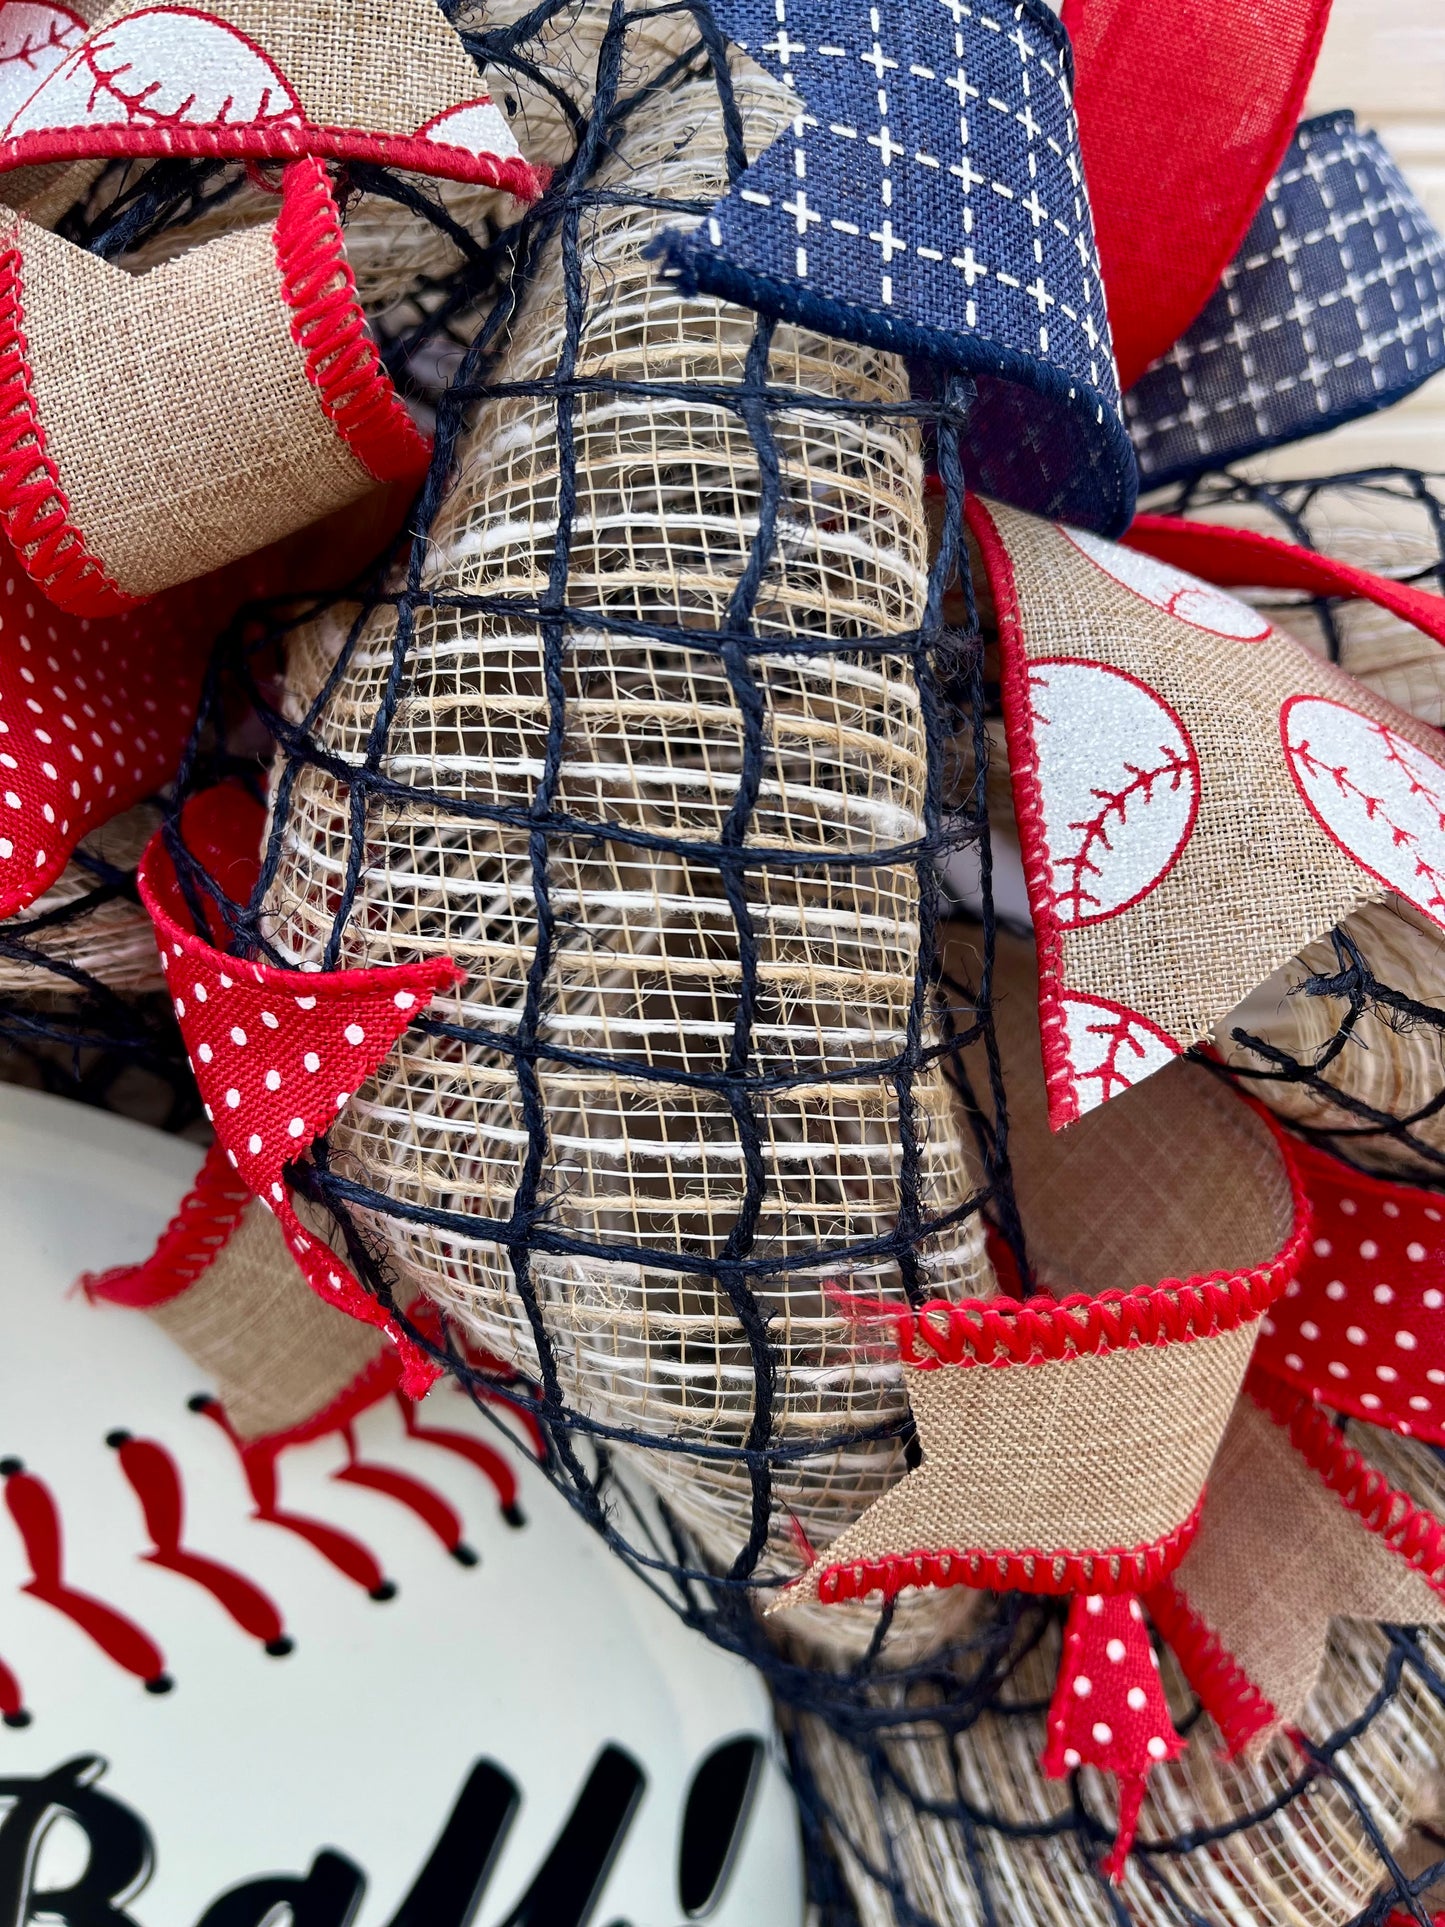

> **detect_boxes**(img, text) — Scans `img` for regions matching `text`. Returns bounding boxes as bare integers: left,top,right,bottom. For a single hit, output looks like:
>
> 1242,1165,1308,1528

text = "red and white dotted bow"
138,785,462,1396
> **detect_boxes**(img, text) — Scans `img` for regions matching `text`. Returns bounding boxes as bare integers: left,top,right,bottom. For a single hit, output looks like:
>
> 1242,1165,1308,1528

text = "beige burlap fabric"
6,193,394,604
978,498,1445,1127
1168,1390,1445,1734
774,932,1298,1608
0,804,162,995
0,0,531,190
147,1190,388,1445
259,26,990,1659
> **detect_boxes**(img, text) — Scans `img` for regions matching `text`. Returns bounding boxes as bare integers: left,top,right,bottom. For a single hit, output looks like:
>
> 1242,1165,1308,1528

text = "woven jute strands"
980,497,1445,1124
3,189,401,605
1221,897,1445,1181
261,24,989,1658
146,1191,387,1445
774,930,1298,1608
789,1613,1445,1927
0,803,161,995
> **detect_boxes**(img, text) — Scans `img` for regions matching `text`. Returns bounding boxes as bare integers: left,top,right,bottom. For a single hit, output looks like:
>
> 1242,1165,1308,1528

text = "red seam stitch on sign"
1142,1576,1277,1757
1248,1367,1445,1593
813,1499,1204,1606
965,494,1080,1126
0,123,547,197
80,1140,251,1308
0,232,139,617
272,158,432,484
332,1423,469,1558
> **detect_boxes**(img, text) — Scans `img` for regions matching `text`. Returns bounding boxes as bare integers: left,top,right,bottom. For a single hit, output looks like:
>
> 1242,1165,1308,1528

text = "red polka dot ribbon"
1042,1592,1185,1880
137,786,462,1397
0,558,200,919
1254,1140,1445,1444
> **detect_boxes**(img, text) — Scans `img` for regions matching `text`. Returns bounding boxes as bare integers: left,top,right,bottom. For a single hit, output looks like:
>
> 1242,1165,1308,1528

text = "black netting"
9,12,1445,1922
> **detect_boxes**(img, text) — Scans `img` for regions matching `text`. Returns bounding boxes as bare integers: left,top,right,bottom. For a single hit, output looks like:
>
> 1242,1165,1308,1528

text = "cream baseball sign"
0,1090,801,1926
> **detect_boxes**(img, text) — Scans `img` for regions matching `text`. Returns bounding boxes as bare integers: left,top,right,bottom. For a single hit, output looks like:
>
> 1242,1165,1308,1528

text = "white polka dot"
1378,1364,1398,1382
247,1134,262,1155
1397,1330,1418,1351
0,840,10,861
1261,1316,1276,1336
264,1069,281,1092
303,1052,320,1072
1313,1238,1332,1258
335,1094,348,1110
1346,1326,1366,1345
1408,1243,1427,1262
295,995,317,1011
1375,1285,1394,1305
1091,1722,1112,1746
1361,1393,1381,1410
1325,1281,1346,1301
1128,1600,1143,1622
287,1117,306,1138
1425,1290,1443,1311
197,1043,213,1064
1428,1209,1442,1224
1073,1675,1093,1698
219,973,233,989
270,1182,284,1203
193,983,207,1003
261,1010,279,1029
1106,1638,1125,1663
225,1149,238,1169
224,1088,240,1109
1146,1736,1170,1761
1328,1361,1349,1378
173,999,185,1019
230,1026,247,1047
1284,1352,1303,1371
1429,1369,1445,1386
344,1023,365,1046
1301,1321,1320,1341
1126,1687,1147,1711
1383,1201,1400,1218
1410,1396,1431,1412
394,991,416,1010
1063,1747,1080,1770
1360,1240,1378,1260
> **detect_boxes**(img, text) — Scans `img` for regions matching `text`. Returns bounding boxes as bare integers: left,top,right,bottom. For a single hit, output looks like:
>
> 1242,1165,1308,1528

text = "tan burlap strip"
1165,1391,1445,1733
979,498,1445,1120
149,1196,388,1444
770,932,1301,1611
12,214,372,601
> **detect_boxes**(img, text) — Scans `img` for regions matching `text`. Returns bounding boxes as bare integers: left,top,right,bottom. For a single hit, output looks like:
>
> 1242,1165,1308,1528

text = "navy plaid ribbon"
655,0,1135,535
1127,113,1445,489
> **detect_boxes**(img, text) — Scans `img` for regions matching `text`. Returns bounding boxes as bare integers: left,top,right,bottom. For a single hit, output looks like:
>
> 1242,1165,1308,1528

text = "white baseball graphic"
1029,658,1199,927
1065,527,1274,641
1282,696,1445,929
0,1087,801,1925
5,8,303,137
0,0,85,124
1061,993,1181,1118
421,98,522,160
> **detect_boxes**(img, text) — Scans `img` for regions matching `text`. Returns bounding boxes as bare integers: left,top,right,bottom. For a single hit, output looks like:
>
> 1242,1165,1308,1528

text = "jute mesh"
23,5,1445,1917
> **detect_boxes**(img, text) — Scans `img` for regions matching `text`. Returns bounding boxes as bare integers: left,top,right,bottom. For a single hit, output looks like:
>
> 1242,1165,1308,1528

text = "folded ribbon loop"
136,785,463,1397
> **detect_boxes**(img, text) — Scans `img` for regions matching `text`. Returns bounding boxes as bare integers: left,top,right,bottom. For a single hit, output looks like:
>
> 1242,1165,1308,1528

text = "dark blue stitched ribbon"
1127,113,1445,489
652,0,1135,535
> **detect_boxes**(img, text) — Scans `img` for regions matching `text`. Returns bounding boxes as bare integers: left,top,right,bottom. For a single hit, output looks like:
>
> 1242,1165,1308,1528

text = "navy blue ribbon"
1128,113,1445,489
653,0,1135,535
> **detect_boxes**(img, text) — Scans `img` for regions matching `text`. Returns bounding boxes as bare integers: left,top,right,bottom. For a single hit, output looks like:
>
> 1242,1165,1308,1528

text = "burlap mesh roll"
1220,897,1445,1180
260,23,989,1655
791,1613,1445,1927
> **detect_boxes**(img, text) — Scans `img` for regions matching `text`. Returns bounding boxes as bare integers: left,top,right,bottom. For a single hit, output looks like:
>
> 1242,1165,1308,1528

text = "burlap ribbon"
0,156,430,614
0,0,542,194
973,495,1445,1129
84,1140,395,1447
